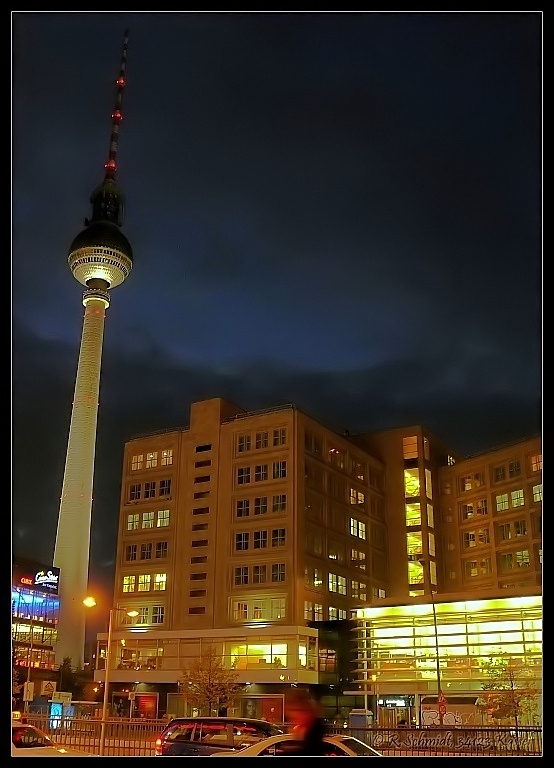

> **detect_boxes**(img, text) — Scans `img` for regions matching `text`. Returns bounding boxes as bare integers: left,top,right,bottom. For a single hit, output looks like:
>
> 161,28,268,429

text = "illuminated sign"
12,560,60,595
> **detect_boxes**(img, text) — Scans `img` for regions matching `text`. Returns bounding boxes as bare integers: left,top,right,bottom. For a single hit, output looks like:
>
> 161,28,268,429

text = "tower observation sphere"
53,31,132,670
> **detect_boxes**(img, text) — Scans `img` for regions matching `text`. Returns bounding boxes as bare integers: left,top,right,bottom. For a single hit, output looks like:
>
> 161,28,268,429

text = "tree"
180,646,240,716
479,654,541,729
59,657,85,700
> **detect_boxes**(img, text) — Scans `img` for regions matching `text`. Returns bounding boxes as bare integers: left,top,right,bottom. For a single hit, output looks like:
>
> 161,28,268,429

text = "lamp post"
84,598,138,756
418,559,445,726
429,589,445,726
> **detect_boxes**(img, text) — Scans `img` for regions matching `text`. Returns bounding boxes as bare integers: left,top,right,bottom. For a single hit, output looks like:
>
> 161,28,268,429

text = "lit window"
404,469,420,497
270,598,286,619
511,489,525,508
138,574,151,592
425,469,433,500
161,449,173,466
349,518,366,540
405,503,421,526
402,436,418,459
350,549,366,570
530,454,542,473
476,499,488,516
142,512,154,529
157,509,170,527
349,488,365,506
532,484,542,503
234,601,248,620
496,493,509,512
127,513,139,531
123,575,136,593
131,454,143,471
154,573,166,591
146,452,158,469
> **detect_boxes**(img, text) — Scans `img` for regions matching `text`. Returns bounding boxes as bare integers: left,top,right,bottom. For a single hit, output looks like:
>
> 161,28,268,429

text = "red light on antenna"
104,160,117,172
116,77,126,87
112,110,123,121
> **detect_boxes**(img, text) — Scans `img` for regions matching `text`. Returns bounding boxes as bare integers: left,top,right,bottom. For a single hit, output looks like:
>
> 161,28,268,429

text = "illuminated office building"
93,397,541,719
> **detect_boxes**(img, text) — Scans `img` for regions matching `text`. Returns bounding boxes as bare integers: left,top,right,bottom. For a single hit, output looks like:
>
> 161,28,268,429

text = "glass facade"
353,594,542,691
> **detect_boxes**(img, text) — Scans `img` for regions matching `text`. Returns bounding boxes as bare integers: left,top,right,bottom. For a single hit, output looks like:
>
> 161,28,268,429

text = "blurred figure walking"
285,688,327,755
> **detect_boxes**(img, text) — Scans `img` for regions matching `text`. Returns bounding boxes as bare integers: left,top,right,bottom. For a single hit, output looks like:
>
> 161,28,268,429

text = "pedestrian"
285,688,327,755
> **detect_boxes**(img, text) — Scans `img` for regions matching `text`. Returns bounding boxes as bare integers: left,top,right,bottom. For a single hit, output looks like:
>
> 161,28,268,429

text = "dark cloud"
12,12,542,616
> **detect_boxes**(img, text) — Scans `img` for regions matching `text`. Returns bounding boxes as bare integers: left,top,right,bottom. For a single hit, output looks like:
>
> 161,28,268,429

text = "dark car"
154,716,285,756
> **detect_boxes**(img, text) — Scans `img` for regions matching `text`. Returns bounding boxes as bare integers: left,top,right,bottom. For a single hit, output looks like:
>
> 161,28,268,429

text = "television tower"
54,31,133,669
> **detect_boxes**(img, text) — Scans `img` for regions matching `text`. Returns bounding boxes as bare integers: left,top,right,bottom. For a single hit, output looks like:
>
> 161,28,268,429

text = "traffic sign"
23,682,34,702
51,691,72,705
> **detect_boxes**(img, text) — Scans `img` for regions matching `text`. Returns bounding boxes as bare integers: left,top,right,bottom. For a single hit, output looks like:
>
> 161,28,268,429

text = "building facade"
93,397,541,719
351,589,542,726
12,558,60,673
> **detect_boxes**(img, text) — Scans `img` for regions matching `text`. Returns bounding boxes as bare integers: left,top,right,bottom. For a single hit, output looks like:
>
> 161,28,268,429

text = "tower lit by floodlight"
54,31,132,668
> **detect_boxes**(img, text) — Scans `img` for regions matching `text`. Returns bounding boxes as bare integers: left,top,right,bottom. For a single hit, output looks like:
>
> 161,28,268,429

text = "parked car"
154,716,285,756
12,720,94,757
209,732,384,756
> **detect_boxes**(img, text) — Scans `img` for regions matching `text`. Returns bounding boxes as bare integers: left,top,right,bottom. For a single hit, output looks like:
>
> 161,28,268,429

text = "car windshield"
13,725,57,749
338,736,380,755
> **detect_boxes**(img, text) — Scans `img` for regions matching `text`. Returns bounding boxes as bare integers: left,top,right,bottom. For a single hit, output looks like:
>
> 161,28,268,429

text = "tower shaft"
54,292,109,667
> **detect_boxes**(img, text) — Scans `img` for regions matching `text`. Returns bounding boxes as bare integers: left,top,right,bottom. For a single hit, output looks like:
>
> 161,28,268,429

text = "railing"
21,715,543,757
328,724,543,757
22,715,164,757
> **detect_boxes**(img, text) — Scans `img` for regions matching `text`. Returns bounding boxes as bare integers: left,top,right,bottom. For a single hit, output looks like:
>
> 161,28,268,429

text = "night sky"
12,12,542,632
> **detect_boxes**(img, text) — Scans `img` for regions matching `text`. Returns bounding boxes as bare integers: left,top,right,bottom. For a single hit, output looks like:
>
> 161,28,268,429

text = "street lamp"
418,560,445,726
84,598,138,756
